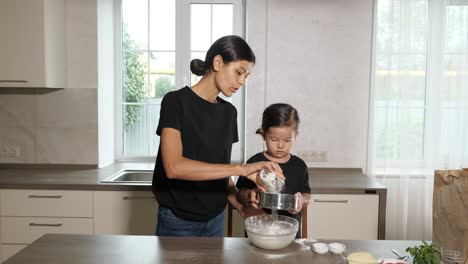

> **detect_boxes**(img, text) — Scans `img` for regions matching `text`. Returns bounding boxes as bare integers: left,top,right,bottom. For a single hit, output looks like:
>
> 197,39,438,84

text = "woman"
152,35,283,237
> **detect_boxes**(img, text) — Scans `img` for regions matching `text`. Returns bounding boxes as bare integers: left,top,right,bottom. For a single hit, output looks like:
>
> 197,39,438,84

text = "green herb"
406,240,442,264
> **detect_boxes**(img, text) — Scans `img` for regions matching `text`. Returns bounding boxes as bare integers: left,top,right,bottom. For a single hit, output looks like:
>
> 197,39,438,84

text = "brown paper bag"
433,169,468,261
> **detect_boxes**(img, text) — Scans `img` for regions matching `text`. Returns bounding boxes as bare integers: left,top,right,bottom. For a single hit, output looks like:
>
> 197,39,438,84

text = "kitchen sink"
101,170,153,184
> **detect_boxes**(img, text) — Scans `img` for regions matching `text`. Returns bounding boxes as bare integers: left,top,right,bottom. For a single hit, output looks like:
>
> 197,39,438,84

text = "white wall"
245,0,374,169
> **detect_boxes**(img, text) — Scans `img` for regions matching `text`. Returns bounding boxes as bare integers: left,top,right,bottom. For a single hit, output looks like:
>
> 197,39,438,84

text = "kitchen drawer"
1,244,27,262
0,217,93,244
307,194,379,240
0,190,92,217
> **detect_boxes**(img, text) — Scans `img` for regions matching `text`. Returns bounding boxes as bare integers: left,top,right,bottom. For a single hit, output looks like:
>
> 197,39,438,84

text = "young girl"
152,35,283,238
236,103,311,238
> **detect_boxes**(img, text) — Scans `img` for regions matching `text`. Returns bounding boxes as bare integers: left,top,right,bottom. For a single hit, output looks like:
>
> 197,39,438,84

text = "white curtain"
368,0,468,240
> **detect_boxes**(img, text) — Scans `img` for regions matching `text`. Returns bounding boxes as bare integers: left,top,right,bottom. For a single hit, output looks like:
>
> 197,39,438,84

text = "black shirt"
236,152,311,226
152,86,238,221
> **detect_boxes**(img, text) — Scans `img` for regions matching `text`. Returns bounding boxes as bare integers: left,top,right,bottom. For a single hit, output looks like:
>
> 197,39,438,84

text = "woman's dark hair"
190,35,256,76
256,103,300,134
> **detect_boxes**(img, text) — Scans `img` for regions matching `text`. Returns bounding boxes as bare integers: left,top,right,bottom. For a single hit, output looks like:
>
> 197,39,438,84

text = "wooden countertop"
4,234,418,264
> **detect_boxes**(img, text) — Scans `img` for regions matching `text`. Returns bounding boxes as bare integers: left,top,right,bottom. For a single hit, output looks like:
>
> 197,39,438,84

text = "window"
370,0,468,170
373,0,429,164
115,0,245,161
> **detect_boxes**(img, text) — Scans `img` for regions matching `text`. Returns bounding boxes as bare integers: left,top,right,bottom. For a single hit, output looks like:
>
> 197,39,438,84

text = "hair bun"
190,59,208,76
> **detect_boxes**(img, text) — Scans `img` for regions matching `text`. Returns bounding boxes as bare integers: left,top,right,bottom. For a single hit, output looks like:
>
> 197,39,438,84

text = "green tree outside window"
122,23,145,130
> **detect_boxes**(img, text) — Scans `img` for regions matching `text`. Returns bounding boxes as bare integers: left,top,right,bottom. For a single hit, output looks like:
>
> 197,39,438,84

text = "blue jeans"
155,207,224,237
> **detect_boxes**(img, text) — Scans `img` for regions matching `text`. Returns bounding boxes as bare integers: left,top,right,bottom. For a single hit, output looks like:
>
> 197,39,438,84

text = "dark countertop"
0,163,386,193
0,162,154,191
307,168,385,193
4,234,418,264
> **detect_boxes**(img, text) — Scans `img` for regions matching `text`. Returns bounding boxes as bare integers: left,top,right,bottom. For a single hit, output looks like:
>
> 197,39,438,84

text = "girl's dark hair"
190,35,256,76
256,103,300,134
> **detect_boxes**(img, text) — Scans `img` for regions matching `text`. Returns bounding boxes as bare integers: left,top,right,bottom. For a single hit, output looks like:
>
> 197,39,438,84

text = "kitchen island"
4,234,416,264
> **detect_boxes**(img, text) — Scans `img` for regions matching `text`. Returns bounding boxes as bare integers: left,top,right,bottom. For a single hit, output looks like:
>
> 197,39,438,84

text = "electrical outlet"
298,151,328,162
318,151,328,162
0,145,20,158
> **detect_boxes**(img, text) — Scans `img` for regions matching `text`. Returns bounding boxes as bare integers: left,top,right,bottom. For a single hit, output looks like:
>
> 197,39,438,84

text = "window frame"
114,0,246,162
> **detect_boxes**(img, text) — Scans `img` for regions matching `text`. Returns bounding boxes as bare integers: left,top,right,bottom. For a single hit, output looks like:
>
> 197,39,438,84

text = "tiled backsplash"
0,88,98,164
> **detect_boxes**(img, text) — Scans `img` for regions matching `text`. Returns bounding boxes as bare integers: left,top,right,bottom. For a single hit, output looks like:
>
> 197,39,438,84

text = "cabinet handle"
29,223,63,227
122,196,153,200
28,195,63,199
314,199,349,203
0,80,28,83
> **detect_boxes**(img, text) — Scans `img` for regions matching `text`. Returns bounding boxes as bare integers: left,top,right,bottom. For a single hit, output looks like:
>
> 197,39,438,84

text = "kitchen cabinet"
225,205,244,237
0,189,160,263
0,245,26,263
0,190,93,263
93,191,158,235
307,194,379,240
0,0,66,88
94,191,243,237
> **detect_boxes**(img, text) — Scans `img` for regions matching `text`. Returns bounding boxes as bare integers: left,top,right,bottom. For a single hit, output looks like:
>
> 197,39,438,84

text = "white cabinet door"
223,206,245,237
231,209,245,237
0,0,66,88
94,191,158,235
307,194,379,240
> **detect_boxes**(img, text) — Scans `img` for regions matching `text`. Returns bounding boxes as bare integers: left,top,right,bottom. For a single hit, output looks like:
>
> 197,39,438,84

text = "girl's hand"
288,192,304,215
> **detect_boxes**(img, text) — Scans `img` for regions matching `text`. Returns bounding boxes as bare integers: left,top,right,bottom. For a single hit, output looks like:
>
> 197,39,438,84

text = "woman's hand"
240,161,284,191
288,192,304,215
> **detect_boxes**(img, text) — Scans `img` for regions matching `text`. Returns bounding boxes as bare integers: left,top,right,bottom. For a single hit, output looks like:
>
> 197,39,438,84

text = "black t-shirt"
152,86,238,221
236,152,311,224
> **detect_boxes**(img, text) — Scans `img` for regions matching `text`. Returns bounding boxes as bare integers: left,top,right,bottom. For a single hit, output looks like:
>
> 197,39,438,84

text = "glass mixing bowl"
244,214,298,250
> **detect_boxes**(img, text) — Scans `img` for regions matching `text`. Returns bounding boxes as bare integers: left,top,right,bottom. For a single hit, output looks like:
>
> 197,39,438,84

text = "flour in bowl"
248,220,295,236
